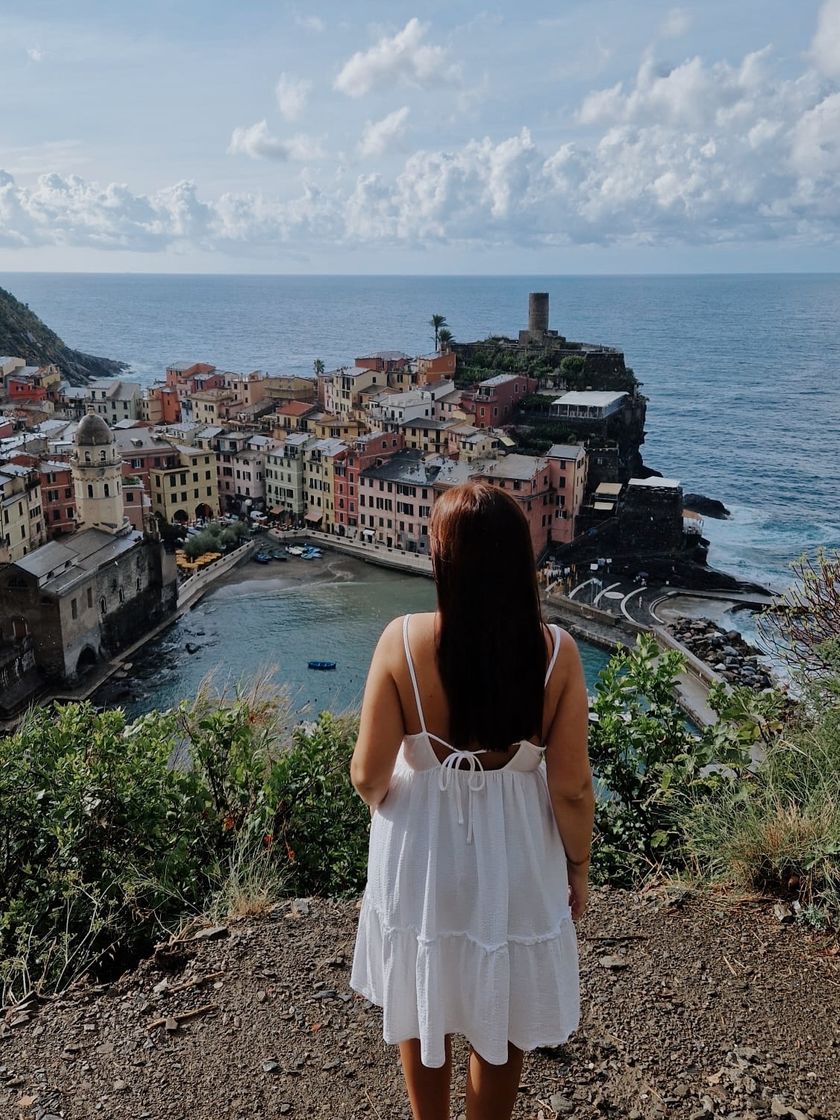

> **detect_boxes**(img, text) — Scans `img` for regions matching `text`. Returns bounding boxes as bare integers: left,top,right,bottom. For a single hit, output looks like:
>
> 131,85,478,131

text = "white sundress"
350,615,580,1068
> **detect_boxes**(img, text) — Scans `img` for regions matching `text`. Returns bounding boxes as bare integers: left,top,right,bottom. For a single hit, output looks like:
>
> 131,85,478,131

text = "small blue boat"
307,660,337,671
253,551,272,564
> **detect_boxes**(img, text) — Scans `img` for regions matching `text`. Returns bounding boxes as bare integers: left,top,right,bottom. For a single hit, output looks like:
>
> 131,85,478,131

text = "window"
100,450,107,462
104,483,110,497
71,598,78,620
87,587,93,608
119,588,125,604
87,484,94,498
100,596,106,613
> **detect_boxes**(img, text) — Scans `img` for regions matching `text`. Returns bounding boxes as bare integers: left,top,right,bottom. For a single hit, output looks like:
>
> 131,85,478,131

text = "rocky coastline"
667,617,776,691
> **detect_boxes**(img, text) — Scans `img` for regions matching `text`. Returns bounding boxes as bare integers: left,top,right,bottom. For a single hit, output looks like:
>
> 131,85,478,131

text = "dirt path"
2,888,838,1120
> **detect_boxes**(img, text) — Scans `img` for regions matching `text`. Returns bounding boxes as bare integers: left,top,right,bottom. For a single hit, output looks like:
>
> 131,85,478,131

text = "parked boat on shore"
307,660,337,671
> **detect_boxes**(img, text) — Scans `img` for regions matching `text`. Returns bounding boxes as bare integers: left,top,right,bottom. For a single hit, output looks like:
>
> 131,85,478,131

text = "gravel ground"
2,888,838,1120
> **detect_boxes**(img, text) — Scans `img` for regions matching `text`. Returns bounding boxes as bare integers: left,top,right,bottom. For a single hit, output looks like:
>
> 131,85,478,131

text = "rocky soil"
0,285,126,385
668,618,776,691
2,888,838,1120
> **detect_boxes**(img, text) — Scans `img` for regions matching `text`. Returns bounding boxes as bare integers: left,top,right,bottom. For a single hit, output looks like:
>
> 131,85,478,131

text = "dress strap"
544,624,562,687
402,614,427,734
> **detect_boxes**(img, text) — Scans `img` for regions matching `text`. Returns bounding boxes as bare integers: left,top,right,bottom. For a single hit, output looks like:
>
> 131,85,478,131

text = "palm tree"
437,327,453,351
313,358,325,376
430,314,447,351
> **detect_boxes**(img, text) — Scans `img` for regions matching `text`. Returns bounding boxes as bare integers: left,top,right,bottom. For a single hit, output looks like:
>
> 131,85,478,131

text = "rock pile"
668,617,775,690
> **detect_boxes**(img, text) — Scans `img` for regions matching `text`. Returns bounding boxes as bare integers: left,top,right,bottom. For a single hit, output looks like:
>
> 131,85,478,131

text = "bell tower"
71,413,130,535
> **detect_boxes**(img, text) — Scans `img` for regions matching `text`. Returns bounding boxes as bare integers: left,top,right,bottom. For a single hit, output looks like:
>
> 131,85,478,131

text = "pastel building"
467,373,538,428
547,443,589,544
303,438,347,531
37,460,77,537
265,433,313,519
333,429,404,537
472,453,553,558
148,445,218,524
358,450,471,553
86,380,142,424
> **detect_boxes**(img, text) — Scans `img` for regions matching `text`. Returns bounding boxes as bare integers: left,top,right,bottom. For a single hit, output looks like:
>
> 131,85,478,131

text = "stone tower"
71,414,130,535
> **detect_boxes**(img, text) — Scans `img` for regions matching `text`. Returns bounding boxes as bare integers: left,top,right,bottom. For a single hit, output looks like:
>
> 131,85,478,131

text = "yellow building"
149,445,219,524
308,413,365,442
303,438,346,532
0,468,32,563
400,418,456,457
189,389,239,426
263,375,316,406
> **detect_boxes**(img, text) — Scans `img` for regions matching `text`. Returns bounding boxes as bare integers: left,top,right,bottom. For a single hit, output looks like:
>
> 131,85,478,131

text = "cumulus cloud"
275,74,311,121
359,107,410,157
27,46,45,62
5,24,840,257
334,18,458,97
660,8,692,39
812,0,840,78
227,121,324,162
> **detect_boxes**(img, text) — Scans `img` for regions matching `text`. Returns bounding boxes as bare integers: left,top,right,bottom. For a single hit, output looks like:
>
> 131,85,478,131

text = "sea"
1,272,837,713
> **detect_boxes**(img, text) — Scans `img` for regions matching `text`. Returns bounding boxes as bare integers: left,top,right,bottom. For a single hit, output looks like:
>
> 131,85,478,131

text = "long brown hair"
429,479,546,751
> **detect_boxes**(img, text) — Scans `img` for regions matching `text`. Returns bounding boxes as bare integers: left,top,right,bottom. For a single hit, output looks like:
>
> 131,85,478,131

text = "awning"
304,509,323,523
270,507,282,515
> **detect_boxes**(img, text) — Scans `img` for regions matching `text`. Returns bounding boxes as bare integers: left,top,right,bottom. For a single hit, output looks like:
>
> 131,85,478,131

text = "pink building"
472,453,553,558
547,443,588,544
465,373,538,429
334,430,404,536
357,449,471,553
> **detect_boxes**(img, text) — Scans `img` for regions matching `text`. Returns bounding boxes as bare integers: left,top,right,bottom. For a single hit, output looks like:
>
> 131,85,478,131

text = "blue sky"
1,1,839,273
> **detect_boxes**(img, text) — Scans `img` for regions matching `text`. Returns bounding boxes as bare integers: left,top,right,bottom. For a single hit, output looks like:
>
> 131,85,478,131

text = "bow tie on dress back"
437,749,487,844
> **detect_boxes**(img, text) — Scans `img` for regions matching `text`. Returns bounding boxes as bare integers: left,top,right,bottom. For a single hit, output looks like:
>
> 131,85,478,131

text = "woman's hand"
568,863,589,922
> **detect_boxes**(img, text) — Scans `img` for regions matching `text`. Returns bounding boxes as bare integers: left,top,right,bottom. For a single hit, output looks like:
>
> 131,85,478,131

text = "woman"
350,479,593,1120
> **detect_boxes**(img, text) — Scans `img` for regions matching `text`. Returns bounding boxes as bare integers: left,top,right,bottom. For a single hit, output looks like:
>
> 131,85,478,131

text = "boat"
286,546,305,557
252,551,272,564
307,660,337,671
302,547,323,559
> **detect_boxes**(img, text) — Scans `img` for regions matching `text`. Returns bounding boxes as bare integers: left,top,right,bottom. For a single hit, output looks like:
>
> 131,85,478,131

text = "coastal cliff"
0,285,126,385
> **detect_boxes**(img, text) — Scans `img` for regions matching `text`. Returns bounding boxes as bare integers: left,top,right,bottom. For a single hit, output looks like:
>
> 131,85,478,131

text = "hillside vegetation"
0,284,126,385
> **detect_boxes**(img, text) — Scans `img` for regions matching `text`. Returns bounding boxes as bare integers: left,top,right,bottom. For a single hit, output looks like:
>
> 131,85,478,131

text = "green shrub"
681,676,840,927
588,634,750,885
0,691,365,1000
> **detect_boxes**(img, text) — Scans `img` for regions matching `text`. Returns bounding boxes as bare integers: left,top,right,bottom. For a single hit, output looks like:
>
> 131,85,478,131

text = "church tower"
71,414,130,535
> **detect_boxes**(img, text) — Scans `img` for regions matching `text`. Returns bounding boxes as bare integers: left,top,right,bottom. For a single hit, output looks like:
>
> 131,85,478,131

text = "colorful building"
467,373,538,428
472,453,553,558
148,445,219,524
547,443,588,544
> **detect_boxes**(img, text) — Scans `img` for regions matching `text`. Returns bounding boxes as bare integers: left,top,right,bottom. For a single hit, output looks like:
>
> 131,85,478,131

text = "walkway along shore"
272,529,727,727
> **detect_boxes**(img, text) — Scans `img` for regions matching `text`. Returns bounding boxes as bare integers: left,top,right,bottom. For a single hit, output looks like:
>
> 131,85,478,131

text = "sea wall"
177,540,256,610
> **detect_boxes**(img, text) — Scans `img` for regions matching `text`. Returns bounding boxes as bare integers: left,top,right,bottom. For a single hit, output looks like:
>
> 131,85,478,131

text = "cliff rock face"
0,285,126,386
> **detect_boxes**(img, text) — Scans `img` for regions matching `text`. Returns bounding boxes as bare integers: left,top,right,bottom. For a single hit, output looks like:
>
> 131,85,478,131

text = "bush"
681,672,840,927
0,689,364,1000
588,634,750,885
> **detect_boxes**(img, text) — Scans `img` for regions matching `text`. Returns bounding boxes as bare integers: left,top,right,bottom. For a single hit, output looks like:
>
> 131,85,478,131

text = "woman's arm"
544,631,594,918
350,617,407,809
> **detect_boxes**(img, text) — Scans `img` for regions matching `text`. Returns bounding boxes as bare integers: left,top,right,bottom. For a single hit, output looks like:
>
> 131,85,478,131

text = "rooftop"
13,529,143,594
547,443,586,460
552,391,628,407
277,400,318,417
628,476,681,490
473,453,548,482
478,373,520,388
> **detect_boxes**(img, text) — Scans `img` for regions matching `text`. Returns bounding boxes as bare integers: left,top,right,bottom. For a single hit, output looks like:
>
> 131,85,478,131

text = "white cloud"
660,8,692,39
811,0,840,78
359,107,410,157
227,121,324,162
334,18,459,97
275,74,311,121
5,26,840,257
27,46,45,62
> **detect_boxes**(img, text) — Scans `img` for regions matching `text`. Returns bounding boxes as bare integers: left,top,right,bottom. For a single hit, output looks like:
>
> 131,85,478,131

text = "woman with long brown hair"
350,479,593,1120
